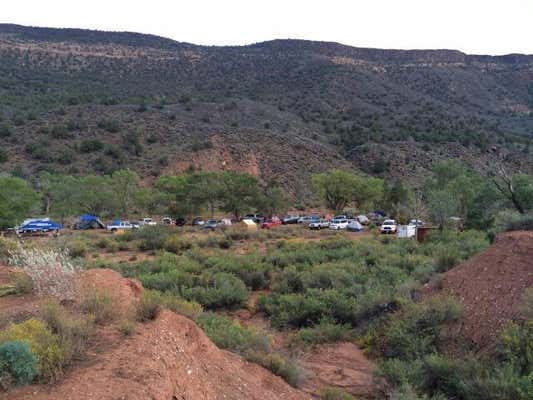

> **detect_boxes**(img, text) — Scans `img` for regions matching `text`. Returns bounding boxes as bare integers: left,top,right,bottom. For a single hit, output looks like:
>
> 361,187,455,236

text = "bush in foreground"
0,319,67,382
39,300,95,364
136,290,163,322
0,340,37,388
80,290,116,324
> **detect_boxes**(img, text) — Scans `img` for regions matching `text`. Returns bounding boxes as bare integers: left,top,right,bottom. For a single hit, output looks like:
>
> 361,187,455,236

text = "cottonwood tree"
257,186,288,217
110,169,140,218
427,189,459,231
489,165,533,214
425,160,485,225
312,169,383,213
220,172,260,220
156,173,203,218
0,176,39,229
192,172,225,218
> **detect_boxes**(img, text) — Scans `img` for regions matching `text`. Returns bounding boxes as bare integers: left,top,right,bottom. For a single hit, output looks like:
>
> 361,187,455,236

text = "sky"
3,0,533,55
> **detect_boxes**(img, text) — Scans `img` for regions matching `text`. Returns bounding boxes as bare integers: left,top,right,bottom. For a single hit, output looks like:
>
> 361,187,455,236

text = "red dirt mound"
421,231,533,352
7,310,309,400
81,268,142,315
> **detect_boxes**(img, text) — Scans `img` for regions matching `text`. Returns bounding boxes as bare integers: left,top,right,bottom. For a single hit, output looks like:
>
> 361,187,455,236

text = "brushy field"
3,226,532,399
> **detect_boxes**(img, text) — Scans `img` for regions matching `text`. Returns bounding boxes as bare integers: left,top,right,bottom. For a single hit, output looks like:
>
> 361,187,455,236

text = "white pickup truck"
106,220,139,232
139,218,157,226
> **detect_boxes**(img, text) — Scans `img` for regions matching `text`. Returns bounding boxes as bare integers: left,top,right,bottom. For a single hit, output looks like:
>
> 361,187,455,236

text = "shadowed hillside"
1,23,532,188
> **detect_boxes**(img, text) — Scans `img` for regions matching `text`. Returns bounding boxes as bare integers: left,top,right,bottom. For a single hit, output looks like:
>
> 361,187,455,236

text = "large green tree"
257,186,289,217
0,176,39,229
220,172,260,219
425,160,488,228
312,169,384,213
110,169,140,217
156,173,204,218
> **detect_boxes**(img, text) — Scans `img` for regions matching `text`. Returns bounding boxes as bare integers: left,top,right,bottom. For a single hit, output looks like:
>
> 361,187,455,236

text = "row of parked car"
103,215,425,234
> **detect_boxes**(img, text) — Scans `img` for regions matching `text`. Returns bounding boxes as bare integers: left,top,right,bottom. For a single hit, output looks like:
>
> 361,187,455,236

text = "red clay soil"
421,231,533,352
81,268,142,316
6,310,310,400
299,342,384,399
3,269,310,400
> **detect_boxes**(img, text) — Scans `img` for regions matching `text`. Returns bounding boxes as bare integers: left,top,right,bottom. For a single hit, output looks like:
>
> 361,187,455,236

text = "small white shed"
397,225,416,238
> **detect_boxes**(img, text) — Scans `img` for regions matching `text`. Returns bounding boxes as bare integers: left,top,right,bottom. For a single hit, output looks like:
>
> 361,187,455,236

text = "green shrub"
40,300,95,361
504,214,533,232
136,225,172,251
117,319,136,337
79,139,104,153
10,272,33,294
182,273,248,309
0,237,17,263
379,296,462,360
68,239,88,258
0,319,67,382
318,387,356,400
257,293,328,329
0,149,7,163
163,235,193,253
80,290,116,324
197,312,270,353
202,254,271,290
434,250,460,273
0,340,37,387
97,118,121,133
378,358,424,389
139,269,194,292
247,352,302,387
158,293,203,320
197,236,233,249
289,321,352,347
499,321,533,375
520,288,533,320
95,237,119,252
136,290,163,322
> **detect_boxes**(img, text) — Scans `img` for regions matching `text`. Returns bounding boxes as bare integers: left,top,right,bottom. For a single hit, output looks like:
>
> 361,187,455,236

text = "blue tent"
74,214,105,229
18,219,62,233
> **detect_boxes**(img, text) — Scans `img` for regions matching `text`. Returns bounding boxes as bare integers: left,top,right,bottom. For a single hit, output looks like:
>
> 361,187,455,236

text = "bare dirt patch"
299,342,383,399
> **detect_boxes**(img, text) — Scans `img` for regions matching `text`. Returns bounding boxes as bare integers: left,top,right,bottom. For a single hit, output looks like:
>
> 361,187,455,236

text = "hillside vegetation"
0,24,532,189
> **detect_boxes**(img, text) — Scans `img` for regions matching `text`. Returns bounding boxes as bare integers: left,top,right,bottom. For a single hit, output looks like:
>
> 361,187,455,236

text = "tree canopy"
0,175,39,229
312,169,384,213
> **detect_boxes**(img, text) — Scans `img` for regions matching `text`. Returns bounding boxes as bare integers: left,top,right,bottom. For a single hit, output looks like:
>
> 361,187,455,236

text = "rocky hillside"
0,24,532,189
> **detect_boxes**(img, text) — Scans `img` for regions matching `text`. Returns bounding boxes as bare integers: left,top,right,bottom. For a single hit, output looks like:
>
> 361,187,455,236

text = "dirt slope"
6,310,309,400
421,231,533,352
300,342,383,399
4,268,309,400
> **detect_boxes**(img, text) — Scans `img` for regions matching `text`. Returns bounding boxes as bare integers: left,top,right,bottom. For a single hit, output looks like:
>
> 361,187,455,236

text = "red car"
261,217,282,229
